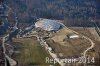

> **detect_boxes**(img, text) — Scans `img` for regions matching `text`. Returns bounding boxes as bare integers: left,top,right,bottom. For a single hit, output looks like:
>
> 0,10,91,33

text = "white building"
67,34,79,39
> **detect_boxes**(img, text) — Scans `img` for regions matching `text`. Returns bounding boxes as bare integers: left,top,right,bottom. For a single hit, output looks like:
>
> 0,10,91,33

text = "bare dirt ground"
46,27,91,59
69,27,100,66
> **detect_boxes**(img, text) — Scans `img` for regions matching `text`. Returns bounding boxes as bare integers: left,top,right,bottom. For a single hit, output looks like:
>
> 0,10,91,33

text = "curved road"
82,36,95,57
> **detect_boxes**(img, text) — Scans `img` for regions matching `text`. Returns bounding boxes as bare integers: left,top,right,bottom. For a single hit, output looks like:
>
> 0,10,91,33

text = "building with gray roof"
35,19,61,31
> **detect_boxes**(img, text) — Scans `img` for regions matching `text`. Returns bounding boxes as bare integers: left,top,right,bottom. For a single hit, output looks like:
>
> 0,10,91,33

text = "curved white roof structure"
35,19,61,31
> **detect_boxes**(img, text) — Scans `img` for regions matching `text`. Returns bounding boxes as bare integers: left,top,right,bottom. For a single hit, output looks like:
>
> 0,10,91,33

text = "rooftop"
35,18,62,31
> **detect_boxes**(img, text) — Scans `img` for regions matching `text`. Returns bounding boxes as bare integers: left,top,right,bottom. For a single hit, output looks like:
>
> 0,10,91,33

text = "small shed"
67,34,79,39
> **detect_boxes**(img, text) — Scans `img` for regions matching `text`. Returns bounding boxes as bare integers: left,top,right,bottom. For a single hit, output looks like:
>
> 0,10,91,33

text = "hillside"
6,0,100,27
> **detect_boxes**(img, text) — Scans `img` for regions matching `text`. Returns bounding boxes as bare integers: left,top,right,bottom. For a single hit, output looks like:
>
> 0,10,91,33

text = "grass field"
46,27,91,58
46,38,90,58
11,38,59,66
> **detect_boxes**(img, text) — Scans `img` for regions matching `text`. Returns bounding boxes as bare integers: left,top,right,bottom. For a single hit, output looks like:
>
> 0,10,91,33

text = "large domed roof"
35,19,61,31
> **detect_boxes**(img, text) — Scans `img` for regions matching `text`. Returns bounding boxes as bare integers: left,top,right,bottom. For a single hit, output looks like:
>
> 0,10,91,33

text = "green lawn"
12,38,59,66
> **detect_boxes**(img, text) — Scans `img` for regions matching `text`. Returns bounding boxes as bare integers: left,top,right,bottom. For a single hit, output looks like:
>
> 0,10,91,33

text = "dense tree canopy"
6,0,99,27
